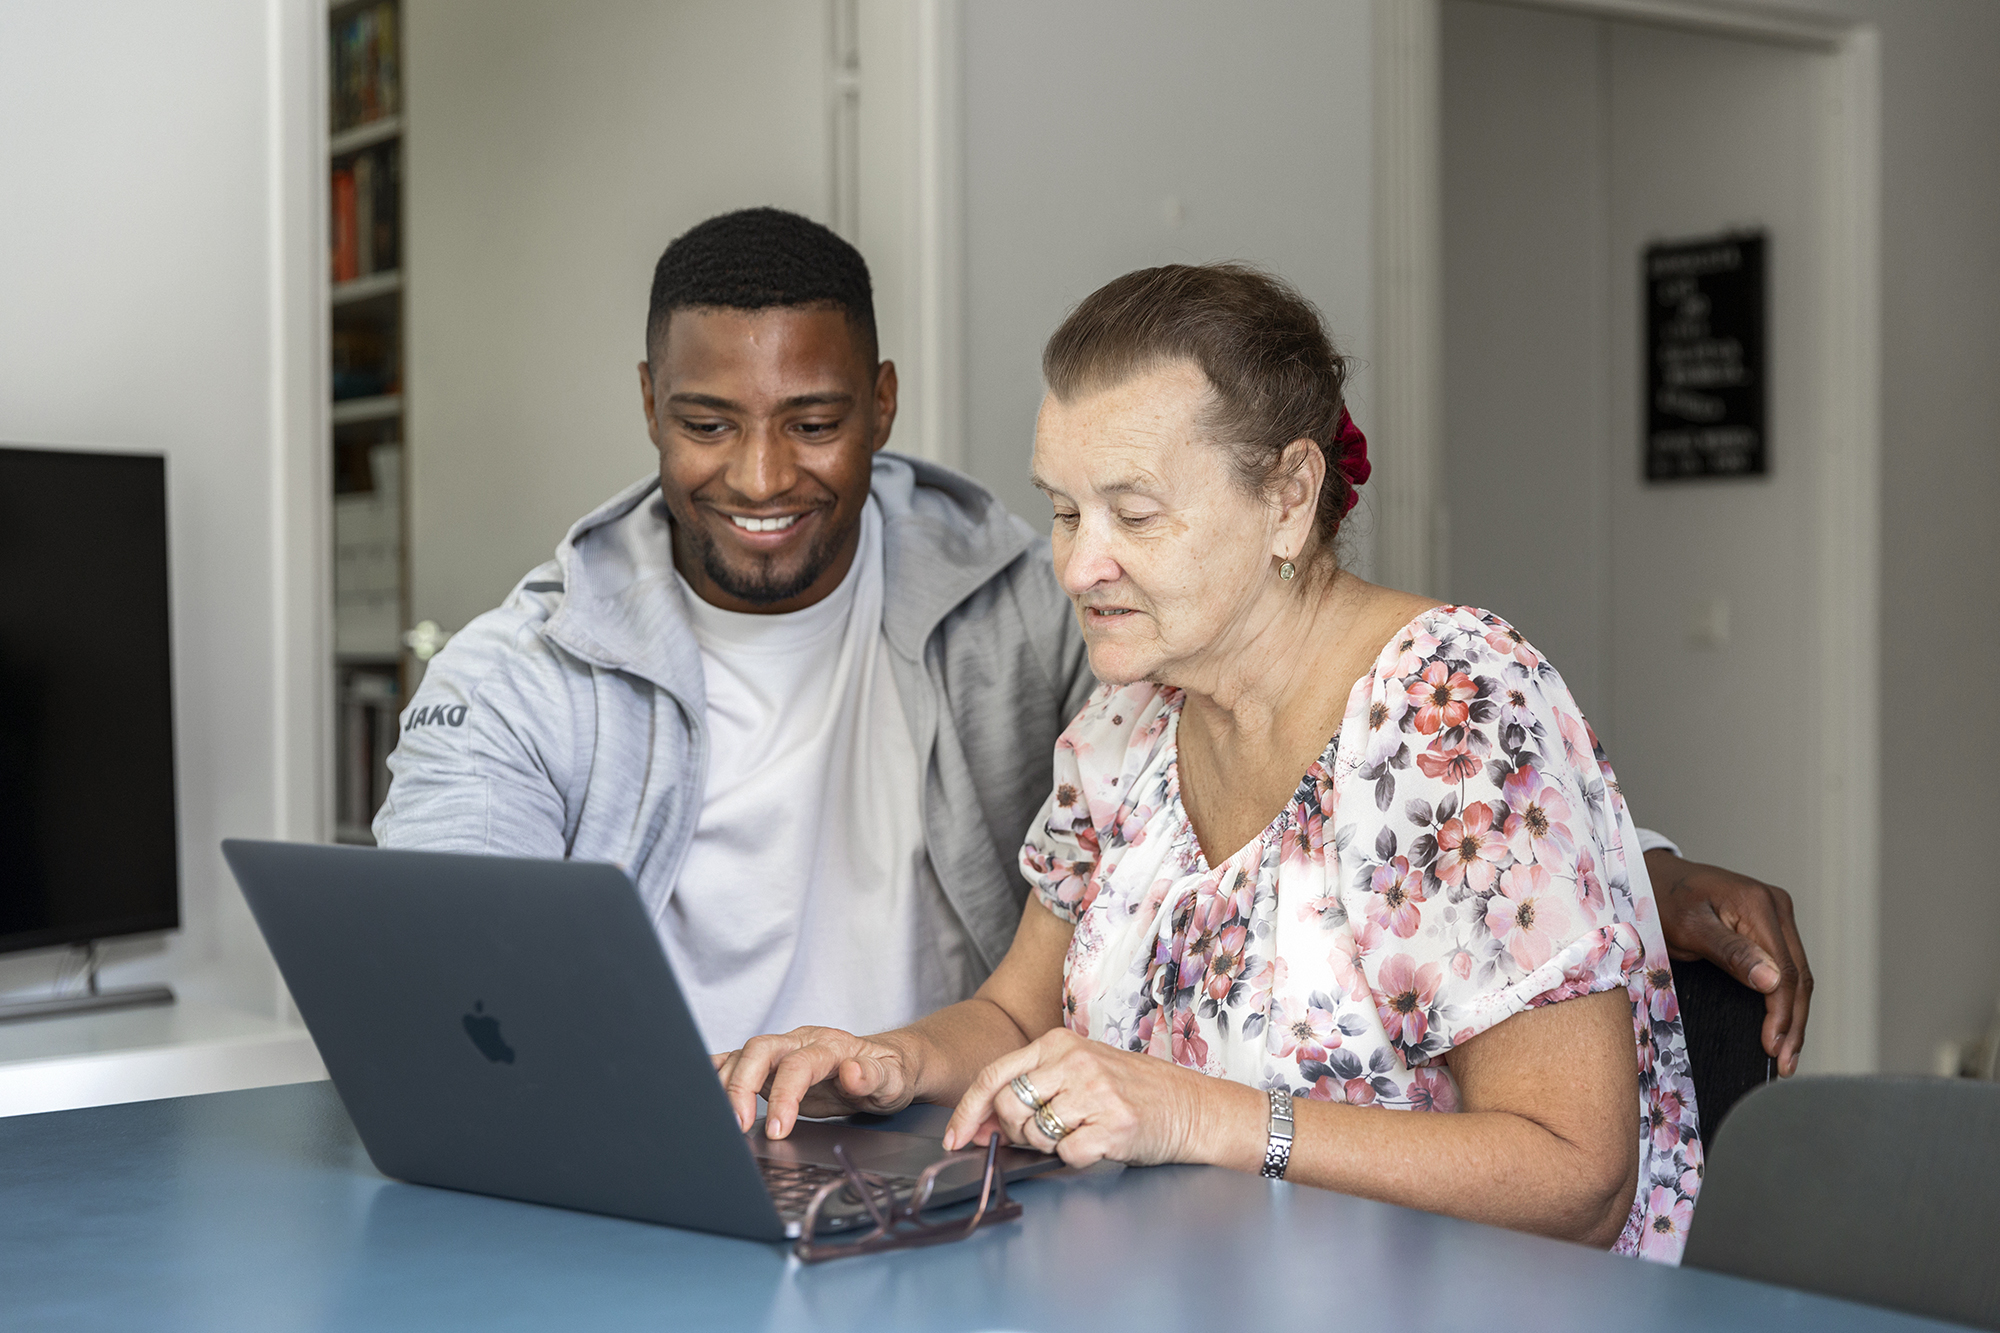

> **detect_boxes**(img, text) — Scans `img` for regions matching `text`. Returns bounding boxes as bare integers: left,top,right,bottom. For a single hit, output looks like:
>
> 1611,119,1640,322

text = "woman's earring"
1279,560,1296,582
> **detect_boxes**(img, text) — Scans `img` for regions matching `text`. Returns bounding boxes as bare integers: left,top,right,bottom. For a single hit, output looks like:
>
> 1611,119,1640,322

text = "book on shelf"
331,2,400,135
354,153,374,276
336,662,401,841
331,285,400,399
331,166,357,283
333,441,404,660
329,141,400,285
368,141,401,272
334,442,404,839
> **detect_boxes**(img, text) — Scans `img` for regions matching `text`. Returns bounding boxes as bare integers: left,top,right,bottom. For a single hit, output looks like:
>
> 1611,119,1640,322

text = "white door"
1440,0,1867,1071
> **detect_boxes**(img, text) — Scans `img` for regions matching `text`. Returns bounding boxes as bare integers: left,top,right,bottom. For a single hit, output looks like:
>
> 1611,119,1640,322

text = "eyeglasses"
793,1135,1023,1263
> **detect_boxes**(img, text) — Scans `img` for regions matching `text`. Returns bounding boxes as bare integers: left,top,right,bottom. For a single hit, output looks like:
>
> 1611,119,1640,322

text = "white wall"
1760,0,2000,1072
403,0,835,635
0,1,324,1015
1440,0,2000,1072
401,0,1381,624
1440,4,1611,712
959,0,1376,554
1440,2,1864,1069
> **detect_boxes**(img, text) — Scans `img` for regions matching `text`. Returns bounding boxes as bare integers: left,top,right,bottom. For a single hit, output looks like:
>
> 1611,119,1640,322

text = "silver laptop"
222,839,1056,1241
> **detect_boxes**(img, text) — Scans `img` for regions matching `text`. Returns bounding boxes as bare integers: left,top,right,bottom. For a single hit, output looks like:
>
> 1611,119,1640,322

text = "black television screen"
0,446,179,955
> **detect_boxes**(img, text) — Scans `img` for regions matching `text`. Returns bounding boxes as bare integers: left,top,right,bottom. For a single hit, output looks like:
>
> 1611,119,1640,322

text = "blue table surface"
0,1081,1958,1332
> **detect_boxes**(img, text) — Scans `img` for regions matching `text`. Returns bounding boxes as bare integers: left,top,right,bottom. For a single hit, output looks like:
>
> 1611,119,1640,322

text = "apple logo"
462,1000,515,1064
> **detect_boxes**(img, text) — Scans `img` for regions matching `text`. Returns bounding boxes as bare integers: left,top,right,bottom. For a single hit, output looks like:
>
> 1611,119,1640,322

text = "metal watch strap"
1260,1088,1295,1179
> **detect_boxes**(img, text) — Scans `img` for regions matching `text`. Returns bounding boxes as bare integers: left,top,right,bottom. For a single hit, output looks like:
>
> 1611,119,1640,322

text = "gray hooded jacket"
373,453,1096,974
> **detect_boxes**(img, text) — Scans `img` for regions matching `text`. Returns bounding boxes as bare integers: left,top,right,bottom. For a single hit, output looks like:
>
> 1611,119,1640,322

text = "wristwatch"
1260,1087,1295,1179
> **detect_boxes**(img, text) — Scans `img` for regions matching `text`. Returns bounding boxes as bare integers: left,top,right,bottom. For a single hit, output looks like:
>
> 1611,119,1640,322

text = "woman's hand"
941,1027,1262,1170
712,901,1083,1142
712,1027,922,1139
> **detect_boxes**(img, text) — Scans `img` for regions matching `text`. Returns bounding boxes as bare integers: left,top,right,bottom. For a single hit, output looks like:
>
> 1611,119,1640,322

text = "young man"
375,208,1811,1072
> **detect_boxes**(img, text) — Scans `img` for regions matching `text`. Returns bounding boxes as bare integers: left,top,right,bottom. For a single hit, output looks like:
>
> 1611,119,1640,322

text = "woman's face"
1031,360,1290,688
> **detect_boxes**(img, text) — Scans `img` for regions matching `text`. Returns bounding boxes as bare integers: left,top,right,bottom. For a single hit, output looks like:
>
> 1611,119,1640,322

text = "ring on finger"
1033,1100,1070,1144
1009,1073,1045,1111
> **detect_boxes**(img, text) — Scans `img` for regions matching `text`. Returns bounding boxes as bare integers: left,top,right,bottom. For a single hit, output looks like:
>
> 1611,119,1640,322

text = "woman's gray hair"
1041,263,1355,560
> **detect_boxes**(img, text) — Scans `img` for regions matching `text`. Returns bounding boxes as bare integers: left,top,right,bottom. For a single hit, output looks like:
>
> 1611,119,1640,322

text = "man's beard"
682,505,854,606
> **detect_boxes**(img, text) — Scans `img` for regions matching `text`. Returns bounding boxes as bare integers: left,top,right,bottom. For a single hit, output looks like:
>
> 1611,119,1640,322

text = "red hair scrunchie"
1335,407,1371,514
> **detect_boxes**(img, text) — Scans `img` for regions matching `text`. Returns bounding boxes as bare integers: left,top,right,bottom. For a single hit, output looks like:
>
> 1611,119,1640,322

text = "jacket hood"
538,453,1037,694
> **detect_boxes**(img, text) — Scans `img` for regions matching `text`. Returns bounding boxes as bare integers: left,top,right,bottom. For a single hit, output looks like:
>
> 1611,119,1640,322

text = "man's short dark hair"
646,207,877,364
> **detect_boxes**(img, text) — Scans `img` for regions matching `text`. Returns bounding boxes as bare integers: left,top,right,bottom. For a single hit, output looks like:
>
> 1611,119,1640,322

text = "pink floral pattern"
1021,606,1702,1261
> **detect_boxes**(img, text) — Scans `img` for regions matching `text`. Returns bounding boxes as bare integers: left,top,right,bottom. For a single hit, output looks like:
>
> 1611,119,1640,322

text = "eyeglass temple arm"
974,1134,1008,1213
831,1141,895,1229
930,1134,1012,1238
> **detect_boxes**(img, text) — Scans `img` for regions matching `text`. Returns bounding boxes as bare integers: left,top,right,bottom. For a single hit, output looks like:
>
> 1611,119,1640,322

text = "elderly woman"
718,264,1702,1261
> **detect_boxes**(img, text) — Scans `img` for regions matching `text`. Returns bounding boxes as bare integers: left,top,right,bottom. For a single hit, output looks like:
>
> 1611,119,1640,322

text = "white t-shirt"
663,498,978,1052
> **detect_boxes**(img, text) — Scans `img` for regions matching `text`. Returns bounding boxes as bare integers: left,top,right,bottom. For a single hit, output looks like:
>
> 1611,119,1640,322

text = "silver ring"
1033,1101,1070,1143
1009,1073,1044,1111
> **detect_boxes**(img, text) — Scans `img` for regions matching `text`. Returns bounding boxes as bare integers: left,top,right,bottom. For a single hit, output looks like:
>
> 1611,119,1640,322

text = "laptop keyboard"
759,1159,914,1222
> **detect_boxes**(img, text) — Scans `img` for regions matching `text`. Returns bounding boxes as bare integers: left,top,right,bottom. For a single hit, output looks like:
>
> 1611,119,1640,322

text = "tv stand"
0,942,175,1025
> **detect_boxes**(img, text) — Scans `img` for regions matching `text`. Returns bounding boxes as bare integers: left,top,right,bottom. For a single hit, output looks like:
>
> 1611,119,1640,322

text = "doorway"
1434,0,1879,1071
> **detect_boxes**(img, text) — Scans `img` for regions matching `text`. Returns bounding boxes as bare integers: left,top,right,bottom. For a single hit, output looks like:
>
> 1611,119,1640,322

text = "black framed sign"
1645,231,1767,480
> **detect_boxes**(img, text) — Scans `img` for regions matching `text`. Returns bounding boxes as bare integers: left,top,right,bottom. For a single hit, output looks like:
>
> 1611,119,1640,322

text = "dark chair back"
1670,957,1773,1149
1684,1075,2000,1330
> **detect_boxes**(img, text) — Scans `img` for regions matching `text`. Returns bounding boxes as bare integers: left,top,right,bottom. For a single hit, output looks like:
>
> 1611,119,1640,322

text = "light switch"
1688,596,1731,648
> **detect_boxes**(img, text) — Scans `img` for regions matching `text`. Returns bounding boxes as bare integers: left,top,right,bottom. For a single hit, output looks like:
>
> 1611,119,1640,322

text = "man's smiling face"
640,305,895,614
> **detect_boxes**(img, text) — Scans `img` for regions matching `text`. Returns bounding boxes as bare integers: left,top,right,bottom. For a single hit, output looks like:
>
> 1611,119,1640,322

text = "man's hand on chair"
1646,850,1813,1077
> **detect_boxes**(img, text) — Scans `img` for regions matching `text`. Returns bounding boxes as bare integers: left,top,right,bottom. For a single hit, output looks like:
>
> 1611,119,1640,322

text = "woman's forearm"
1194,1082,1638,1246
888,996,1042,1107
1190,990,1641,1247
894,894,1074,1105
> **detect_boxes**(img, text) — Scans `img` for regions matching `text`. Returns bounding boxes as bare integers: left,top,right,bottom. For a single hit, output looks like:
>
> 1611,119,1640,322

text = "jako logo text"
405,703,467,730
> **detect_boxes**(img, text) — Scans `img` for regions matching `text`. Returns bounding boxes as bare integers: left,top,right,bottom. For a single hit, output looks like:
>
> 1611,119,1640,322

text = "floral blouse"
1022,606,1703,1262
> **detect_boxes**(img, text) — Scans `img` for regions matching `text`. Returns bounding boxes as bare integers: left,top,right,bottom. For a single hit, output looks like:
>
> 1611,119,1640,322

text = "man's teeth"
729,514,801,533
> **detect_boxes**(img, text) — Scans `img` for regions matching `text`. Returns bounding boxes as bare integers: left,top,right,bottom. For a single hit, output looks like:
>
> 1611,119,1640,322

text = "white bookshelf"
329,112,401,157
330,392,402,426
329,0,407,844
332,268,402,305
